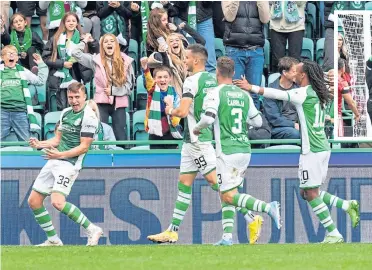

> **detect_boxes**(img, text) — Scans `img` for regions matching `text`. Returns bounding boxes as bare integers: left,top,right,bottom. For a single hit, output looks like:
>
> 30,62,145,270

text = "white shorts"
32,160,79,196
217,153,251,192
180,142,216,176
298,151,331,189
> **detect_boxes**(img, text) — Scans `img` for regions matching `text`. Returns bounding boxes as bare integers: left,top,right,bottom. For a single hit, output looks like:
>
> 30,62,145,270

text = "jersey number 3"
231,108,243,134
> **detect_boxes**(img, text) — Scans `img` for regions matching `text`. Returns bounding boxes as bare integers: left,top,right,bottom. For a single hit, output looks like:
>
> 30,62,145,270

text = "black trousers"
98,103,127,146
149,132,179,150
270,30,304,73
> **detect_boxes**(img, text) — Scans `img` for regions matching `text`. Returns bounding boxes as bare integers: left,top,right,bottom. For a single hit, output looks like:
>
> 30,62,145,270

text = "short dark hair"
186,44,208,61
338,58,346,70
67,82,86,94
278,57,299,74
217,56,235,78
153,66,172,77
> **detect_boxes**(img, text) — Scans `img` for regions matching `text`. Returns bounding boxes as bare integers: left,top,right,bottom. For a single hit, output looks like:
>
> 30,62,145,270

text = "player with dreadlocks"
234,60,360,243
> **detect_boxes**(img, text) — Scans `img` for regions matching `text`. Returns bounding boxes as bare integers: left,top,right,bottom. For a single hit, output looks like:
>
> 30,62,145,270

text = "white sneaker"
36,239,63,246
86,225,103,246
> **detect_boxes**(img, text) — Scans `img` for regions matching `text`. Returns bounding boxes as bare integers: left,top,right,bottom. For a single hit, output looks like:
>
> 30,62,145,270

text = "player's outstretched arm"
29,130,62,149
246,95,262,128
54,137,94,160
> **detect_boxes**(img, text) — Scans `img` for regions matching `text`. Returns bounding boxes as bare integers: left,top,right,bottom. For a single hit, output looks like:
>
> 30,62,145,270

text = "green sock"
221,202,235,234
170,182,192,231
33,206,57,238
309,197,336,233
319,191,350,211
61,202,91,229
232,193,270,213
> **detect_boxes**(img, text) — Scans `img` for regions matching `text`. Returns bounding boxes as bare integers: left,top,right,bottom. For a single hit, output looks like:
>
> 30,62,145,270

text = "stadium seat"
261,74,266,87
214,38,225,59
31,26,43,43
266,145,301,150
44,111,62,139
108,111,131,140
136,75,148,110
85,82,91,100
133,110,149,141
285,38,314,60
128,39,139,75
130,145,150,150
366,2,372,10
268,73,281,86
32,112,42,140
264,39,270,71
316,38,325,66
305,3,316,39
140,41,146,58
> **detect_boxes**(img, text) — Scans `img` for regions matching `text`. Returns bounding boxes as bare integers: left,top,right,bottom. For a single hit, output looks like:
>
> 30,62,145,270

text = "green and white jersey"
264,85,330,154
182,71,217,143
209,84,260,156
57,104,99,168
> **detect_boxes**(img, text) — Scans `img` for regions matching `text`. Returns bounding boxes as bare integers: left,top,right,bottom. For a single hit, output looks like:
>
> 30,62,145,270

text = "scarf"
148,85,182,139
53,30,80,89
0,64,41,133
49,1,77,29
271,1,300,23
141,1,150,46
188,1,197,30
101,2,126,38
328,1,347,22
349,1,365,10
10,27,32,53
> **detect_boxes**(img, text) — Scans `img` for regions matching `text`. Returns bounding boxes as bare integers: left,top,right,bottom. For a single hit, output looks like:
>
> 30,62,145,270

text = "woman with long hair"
146,8,173,55
42,12,84,111
72,33,134,145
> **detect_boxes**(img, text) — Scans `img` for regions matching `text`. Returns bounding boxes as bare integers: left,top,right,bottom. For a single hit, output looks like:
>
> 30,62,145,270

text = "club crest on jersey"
74,118,82,126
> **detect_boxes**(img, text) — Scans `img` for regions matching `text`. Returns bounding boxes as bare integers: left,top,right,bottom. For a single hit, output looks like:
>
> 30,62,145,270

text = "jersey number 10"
313,104,325,128
231,108,243,134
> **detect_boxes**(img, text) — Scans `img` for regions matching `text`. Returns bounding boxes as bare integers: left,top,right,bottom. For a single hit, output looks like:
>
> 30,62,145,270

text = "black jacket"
223,1,265,48
367,59,372,97
96,1,132,43
212,1,225,39
1,29,44,53
42,37,97,89
173,1,213,24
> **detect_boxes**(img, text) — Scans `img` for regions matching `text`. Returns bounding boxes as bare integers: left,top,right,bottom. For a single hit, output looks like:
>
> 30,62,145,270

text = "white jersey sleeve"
246,93,262,127
203,85,220,115
182,76,197,99
262,86,307,105
81,108,99,138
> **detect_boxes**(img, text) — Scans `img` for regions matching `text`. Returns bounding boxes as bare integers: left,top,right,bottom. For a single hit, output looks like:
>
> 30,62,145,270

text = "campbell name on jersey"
58,104,99,168
182,71,217,143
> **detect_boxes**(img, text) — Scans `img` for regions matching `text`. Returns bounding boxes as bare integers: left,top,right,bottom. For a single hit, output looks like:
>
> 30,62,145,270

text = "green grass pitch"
2,244,372,270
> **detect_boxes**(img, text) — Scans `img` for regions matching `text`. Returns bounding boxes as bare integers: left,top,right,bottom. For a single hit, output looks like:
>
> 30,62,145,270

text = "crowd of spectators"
1,1,371,149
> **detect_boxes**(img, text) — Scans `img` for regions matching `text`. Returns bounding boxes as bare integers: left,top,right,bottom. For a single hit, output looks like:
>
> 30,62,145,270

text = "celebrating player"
236,60,360,243
28,82,103,246
192,57,281,245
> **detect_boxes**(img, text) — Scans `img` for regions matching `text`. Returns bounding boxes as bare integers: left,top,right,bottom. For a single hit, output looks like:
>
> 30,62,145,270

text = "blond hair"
1,45,18,55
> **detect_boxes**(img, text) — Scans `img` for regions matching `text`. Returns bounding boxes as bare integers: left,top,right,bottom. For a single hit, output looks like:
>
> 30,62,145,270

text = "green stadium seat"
140,41,146,58
136,75,148,110
305,3,316,38
44,111,62,139
108,111,131,140
268,73,281,86
316,38,325,66
365,2,372,10
264,39,270,71
32,112,42,140
128,39,139,75
133,110,149,141
85,82,91,100
130,145,150,150
31,26,43,44
214,38,225,59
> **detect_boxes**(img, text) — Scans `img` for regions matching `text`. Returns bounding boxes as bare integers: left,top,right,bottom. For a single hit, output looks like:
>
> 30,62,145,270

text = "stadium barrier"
1,144,372,245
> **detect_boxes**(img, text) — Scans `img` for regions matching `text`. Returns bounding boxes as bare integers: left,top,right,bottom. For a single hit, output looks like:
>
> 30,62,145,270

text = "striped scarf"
148,85,182,139
188,1,197,30
271,1,300,23
48,1,78,29
0,64,41,133
53,30,80,89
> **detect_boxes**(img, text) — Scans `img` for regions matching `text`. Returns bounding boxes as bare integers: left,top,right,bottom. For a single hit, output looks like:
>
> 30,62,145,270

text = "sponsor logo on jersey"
203,87,215,94
74,118,82,126
226,91,243,99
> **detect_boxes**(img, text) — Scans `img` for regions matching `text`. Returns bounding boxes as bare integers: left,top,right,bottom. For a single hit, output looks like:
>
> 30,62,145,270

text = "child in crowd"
140,56,182,149
42,12,84,111
1,13,44,73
